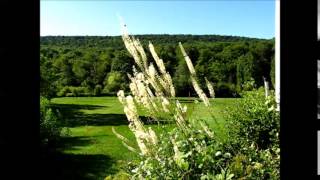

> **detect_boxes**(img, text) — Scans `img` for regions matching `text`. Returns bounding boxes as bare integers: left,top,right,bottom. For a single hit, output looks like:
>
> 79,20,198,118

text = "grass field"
50,96,238,179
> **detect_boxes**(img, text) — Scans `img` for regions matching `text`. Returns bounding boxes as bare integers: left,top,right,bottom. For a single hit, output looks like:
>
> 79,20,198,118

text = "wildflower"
253,162,263,169
171,138,189,170
200,122,214,138
121,24,144,70
224,152,231,158
163,73,176,97
174,113,186,129
215,151,222,157
147,63,157,80
123,99,137,122
179,42,196,75
126,97,144,132
132,37,148,69
148,127,158,145
205,77,215,98
250,142,255,149
134,129,148,139
117,90,125,104
176,100,187,115
136,138,148,155
149,42,167,75
146,170,151,176
176,100,182,109
131,168,138,173
136,80,147,98
268,105,275,112
136,72,145,81
265,98,271,105
120,95,150,155
161,96,170,112
171,138,180,160
191,76,210,107
185,151,192,157
145,73,163,97
158,76,167,90
129,82,138,100
132,65,138,76
182,105,187,114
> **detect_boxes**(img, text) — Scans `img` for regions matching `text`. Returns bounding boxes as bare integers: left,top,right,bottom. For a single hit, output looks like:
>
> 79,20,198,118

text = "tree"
40,35,274,97
173,59,192,97
111,50,134,73
236,52,255,88
103,71,128,93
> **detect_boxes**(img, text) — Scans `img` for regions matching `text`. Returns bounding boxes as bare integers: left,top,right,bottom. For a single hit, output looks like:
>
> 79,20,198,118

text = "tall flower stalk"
205,77,215,99
114,20,215,157
178,42,211,107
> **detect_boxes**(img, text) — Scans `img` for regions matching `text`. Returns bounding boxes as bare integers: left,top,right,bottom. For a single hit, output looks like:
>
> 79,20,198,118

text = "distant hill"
40,35,270,49
40,34,274,98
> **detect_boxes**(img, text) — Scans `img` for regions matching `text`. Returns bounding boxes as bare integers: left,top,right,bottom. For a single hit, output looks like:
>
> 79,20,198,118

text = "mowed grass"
50,96,238,179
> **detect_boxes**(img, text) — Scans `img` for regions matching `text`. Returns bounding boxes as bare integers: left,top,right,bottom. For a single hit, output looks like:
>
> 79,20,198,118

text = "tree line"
40,35,275,98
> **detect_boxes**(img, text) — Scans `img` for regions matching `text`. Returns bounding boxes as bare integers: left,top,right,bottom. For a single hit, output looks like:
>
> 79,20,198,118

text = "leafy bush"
226,146,279,180
222,88,280,179
40,78,58,99
226,88,279,149
57,86,90,97
57,86,69,97
104,171,130,180
103,71,127,93
40,96,63,147
126,123,235,179
241,78,256,91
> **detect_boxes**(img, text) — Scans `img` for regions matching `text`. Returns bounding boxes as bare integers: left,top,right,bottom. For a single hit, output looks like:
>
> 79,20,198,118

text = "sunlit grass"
51,96,238,178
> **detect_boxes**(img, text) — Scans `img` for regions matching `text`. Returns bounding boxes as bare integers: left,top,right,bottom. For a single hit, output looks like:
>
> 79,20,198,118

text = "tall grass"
111,20,279,179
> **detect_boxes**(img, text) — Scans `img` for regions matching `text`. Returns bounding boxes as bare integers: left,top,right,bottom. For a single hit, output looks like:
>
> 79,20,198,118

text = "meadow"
49,96,238,179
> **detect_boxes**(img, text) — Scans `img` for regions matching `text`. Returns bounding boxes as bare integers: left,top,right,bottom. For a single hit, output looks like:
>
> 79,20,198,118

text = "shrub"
225,88,279,150
103,71,127,93
104,171,130,180
57,86,90,97
40,96,63,147
57,86,70,97
126,124,235,179
40,79,58,99
222,88,280,179
241,78,256,91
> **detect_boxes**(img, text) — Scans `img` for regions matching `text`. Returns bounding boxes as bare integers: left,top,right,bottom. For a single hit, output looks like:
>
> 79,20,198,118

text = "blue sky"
41,1,275,39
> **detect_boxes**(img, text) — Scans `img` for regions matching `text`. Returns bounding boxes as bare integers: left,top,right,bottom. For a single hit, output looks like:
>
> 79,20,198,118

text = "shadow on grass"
51,104,129,127
41,136,118,180
172,97,197,104
41,152,116,180
51,103,173,127
55,136,96,151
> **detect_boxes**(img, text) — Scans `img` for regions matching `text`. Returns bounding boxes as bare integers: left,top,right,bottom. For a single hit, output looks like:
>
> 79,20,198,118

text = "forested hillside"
40,35,275,98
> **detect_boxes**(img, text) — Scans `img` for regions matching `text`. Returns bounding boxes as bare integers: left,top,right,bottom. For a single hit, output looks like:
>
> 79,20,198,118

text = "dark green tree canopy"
40,35,274,98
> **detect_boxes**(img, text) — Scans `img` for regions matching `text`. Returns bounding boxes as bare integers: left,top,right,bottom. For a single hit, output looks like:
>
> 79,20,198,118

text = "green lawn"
50,96,238,179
